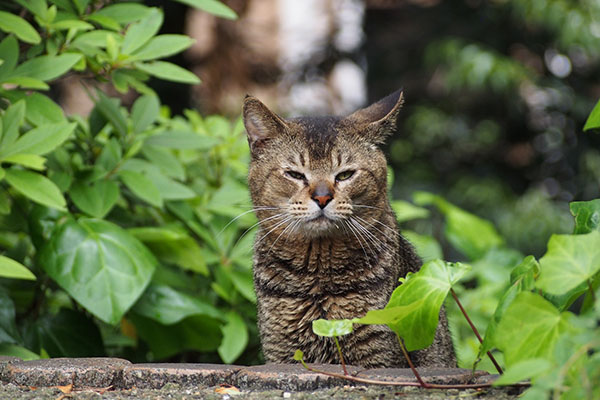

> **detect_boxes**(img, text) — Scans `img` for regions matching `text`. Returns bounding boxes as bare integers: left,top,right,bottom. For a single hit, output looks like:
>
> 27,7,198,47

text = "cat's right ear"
243,95,288,153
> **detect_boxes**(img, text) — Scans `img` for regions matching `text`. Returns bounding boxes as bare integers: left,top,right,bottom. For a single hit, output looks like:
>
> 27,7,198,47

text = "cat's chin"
297,215,345,239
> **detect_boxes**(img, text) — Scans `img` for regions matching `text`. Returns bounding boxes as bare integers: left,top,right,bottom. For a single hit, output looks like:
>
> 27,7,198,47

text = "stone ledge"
0,357,490,391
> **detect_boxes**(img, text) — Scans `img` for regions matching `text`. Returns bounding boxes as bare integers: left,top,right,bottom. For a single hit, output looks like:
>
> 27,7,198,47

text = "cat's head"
243,90,403,239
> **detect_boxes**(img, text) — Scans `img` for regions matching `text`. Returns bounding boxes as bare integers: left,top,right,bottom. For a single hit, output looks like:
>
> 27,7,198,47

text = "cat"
242,90,456,368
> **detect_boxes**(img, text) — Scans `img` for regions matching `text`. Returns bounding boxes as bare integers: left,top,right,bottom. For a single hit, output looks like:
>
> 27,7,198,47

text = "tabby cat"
242,90,456,368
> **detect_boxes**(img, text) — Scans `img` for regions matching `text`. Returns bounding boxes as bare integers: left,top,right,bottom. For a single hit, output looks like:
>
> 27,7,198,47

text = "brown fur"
243,91,456,368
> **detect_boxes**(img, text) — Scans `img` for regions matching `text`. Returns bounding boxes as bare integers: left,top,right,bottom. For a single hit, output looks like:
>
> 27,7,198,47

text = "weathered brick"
122,363,243,389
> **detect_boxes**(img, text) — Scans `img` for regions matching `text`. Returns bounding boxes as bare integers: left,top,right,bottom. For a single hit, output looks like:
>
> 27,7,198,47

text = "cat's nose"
311,183,333,209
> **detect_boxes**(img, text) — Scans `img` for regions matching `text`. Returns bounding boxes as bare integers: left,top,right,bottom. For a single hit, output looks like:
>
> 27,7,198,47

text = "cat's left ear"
243,95,288,153
345,89,404,145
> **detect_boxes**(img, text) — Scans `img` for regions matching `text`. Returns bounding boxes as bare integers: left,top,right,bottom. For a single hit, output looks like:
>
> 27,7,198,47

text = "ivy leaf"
0,11,41,44
0,344,39,360
312,319,354,337
69,179,119,218
414,191,503,260
36,309,104,357
0,287,22,343
495,292,575,367
402,230,443,262
583,98,600,131
570,199,600,234
133,284,221,325
391,200,429,223
359,260,470,351
4,169,66,211
134,61,200,84
479,255,538,357
0,255,36,280
40,218,156,324
537,232,600,295
173,0,237,20
493,358,553,386
218,311,247,364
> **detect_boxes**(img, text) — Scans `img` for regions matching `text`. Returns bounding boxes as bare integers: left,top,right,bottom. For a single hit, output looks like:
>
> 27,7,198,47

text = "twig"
450,288,503,375
334,336,349,376
397,335,428,388
296,356,528,389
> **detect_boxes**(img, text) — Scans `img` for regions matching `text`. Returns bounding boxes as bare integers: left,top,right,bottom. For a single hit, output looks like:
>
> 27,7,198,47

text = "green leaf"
36,308,104,357
537,232,600,295
12,54,82,81
583,98,600,131
479,255,539,357
0,99,25,149
95,92,127,136
96,137,121,172
130,35,195,61
293,349,304,361
129,226,207,275
0,36,19,80
93,3,152,24
69,179,119,218
49,19,94,31
0,344,40,360
146,170,196,200
25,93,65,126
84,14,121,31
2,76,49,90
218,311,247,363
0,12,41,44
134,61,200,84
312,319,354,337
0,287,21,343
133,284,221,325
414,191,504,260
141,145,185,180
402,230,443,262
0,122,75,158
121,8,163,55
5,169,66,210
40,218,157,324
495,292,575,367
173,0,237,19
391,200,430,223
119,170,162,207
493,358,553,386
14,0,47,20
130,313,222,359
229,269,256,303
71,30,122,48
145,131,219,149
366,260,470,351
0,255,36,280
131,95,160,134
570,199,600,234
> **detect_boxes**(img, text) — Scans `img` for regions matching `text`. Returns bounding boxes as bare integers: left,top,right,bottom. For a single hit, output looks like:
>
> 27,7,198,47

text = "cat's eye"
335,170,355,182
285,170,306,180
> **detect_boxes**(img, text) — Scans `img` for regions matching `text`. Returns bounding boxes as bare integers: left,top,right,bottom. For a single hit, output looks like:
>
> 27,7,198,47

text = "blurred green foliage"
0,0,264,365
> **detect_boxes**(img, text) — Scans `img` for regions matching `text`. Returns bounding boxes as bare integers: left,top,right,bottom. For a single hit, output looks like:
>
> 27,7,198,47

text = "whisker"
233,212,287,248
343,220,369,260
355,216,399,244
254,216,295,248
218,207,281,236
349,218,380,256
351,217,394,254
266,217,301,254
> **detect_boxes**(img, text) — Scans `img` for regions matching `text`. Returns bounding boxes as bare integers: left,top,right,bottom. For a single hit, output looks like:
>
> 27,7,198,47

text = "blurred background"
59,0,600,258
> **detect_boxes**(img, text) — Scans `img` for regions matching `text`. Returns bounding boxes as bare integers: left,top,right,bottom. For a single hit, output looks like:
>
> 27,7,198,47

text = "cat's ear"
243,95,288,152
345,89,404,145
